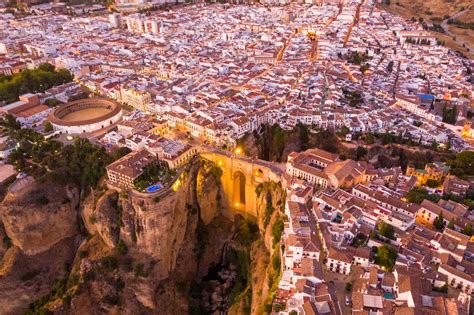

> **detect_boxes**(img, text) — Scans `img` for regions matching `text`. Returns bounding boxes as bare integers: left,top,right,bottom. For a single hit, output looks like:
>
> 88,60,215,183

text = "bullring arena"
49,98,122,134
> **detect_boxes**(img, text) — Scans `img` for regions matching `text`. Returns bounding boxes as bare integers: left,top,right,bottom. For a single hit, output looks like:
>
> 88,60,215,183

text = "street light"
234,147,242,155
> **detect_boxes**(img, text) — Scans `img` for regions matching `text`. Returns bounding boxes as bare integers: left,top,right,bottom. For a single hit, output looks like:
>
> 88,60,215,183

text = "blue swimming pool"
384,292,394,300
146,183,163,193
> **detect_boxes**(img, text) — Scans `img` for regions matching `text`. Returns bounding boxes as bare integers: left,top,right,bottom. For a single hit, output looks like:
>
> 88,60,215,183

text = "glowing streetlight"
234,147,242,155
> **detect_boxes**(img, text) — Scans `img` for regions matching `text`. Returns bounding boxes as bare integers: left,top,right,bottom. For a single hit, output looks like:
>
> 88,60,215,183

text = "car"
345,296,350,306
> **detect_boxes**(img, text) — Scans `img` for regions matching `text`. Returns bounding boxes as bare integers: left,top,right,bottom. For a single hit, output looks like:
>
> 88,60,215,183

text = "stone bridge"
200,150,284,217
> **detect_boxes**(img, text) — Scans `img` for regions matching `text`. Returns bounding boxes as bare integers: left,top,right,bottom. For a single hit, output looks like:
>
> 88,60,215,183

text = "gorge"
0,155,287,314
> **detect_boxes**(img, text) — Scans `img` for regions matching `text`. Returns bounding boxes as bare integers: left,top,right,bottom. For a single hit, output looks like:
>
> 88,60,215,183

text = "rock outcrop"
196,160,221,225
0,158,286,315
0,178,82,314
93,191,120,249
0,182,80,255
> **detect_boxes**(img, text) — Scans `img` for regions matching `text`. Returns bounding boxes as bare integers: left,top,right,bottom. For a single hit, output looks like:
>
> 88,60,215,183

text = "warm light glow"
234,147,242,154
218,160,223,166
66,136,73,141
235,202,240,207
172,179,181,191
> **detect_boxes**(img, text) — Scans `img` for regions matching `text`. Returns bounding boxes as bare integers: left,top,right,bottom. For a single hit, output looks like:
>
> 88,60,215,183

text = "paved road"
440,5,474,52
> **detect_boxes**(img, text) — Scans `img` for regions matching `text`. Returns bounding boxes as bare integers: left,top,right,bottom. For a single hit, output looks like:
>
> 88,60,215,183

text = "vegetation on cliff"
237,123,341,162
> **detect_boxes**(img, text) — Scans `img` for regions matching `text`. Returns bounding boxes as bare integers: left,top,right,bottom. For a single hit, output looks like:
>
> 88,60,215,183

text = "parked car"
345,295,350,306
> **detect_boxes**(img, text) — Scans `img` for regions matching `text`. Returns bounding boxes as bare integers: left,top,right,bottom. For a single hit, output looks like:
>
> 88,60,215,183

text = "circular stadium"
49,98,122,134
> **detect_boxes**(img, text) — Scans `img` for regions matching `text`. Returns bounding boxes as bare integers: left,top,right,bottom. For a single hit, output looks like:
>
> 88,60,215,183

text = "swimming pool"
384,292,394,300
146,183,163,193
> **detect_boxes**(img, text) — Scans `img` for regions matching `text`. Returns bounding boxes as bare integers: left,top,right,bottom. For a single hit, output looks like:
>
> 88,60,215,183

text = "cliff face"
230,181,286,315
1,183,80,255
66,160,232,314
0,158,286,314
0,180,82,314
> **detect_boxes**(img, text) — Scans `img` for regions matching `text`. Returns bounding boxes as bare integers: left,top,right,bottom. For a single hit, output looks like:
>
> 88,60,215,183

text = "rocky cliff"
0,179,82,314
0,157,286,314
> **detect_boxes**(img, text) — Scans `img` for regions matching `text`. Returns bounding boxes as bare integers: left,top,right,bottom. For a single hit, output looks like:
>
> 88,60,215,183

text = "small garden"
133,160,176,192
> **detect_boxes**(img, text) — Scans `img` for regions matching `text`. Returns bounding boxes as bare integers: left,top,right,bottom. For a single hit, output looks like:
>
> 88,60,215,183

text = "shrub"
272,218,284,247
78,250,87,258
374,245,398,271
117,239,128,255
3,235,12,248
272,253,281,271
36,195,49,205
345,282,353,292
100,256,118,271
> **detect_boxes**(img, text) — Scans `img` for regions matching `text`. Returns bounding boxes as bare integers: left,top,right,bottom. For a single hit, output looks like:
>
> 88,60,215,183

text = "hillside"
379,0,474,59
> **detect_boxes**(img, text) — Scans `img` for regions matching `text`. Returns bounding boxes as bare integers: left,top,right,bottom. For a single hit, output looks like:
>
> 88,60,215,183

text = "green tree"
450,151,474,178
442,105,457,124
0,63,73,103
406,187,441,204
111,146,131,161
365,132,375,144
374,245,398,271
44,121,53,133
378,222,395,240
447,218,455,230
462,223,472,236
356,146,367,160
272,218,284,247
426,179,441,188
433,212,445,230
338,125,350,137
386,61,394,73
44,98,61,107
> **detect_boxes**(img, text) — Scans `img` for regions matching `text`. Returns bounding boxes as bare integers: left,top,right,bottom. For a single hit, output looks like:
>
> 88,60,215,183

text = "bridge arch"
232,170,246,207
199,150,283,217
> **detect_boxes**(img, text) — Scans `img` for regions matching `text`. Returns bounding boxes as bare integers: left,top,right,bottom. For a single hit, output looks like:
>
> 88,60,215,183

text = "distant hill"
379,0,474,59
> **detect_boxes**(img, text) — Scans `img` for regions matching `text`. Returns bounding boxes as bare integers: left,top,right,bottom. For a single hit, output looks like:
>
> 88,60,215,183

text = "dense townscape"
0,0,473,314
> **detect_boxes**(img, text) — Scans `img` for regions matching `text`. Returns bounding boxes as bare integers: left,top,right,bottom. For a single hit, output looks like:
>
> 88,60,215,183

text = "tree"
272,218,284,247
433,212,445,230
0,63,73,103
387,61,394,73
442,105,457,124
381,133,394,145
111,146,131,161
365,132,375,144
447,219,455,230
356,146,367,161
450,151,474,178
462,223,472,236
374,245,398,271
345,282,353,292
338,125,350,137
44,121,53,133
426,179,441,188
406,187,441,204
378,222,395,240
44,98,61,107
